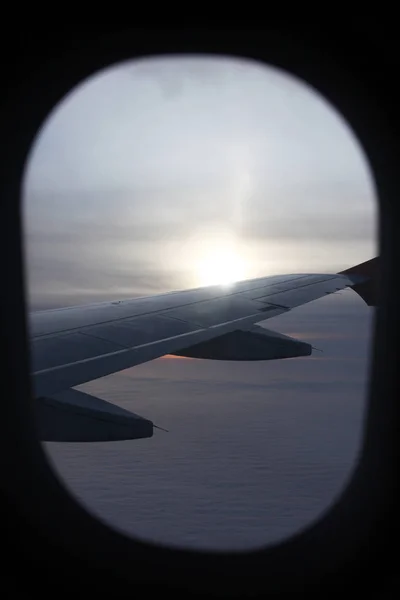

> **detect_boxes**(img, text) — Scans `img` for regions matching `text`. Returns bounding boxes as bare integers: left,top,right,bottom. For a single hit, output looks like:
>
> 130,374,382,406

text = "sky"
22,55,377,550
22,55,376,309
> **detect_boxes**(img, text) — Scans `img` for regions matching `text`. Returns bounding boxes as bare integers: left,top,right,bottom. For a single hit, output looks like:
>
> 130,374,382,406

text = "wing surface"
30,259,377,398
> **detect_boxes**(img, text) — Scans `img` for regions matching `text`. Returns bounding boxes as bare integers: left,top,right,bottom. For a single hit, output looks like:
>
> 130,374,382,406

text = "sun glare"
195,241,248,287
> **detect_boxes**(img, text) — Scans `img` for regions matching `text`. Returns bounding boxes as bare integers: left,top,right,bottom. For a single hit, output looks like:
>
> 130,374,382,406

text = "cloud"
22,56,376,310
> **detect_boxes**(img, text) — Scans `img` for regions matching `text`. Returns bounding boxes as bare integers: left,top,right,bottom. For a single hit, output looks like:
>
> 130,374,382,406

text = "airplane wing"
29,257,378,442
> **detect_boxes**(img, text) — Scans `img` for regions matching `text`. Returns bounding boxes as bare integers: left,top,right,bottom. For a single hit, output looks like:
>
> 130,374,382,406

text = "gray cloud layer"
22,56,376,309
45,299,372,550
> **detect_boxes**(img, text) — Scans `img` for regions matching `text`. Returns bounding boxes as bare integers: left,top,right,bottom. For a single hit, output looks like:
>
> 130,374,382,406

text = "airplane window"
22,55,377,550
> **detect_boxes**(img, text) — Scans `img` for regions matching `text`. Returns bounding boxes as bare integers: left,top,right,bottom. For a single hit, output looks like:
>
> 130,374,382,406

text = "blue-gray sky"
22,55,376,309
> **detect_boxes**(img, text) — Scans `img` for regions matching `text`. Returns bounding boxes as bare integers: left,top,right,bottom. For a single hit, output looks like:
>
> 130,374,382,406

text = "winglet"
338,257,379,307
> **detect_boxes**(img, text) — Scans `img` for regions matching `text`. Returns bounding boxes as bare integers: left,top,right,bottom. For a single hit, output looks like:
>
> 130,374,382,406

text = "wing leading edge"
30,257,378,442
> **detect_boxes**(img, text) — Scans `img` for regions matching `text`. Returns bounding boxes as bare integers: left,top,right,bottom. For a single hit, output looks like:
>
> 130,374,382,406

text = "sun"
195,240,248,287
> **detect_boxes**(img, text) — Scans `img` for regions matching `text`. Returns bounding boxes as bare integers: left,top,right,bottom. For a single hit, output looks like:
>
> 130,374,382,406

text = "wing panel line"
31,274,319,339
33,326,207,376
33,307,287,377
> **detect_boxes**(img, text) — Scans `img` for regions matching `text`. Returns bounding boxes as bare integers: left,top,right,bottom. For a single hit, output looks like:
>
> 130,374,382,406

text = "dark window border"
0,26,397,597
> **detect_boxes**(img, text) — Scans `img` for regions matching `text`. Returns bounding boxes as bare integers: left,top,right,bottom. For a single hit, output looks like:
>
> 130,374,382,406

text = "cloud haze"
45,292,372,550
22,55,376,309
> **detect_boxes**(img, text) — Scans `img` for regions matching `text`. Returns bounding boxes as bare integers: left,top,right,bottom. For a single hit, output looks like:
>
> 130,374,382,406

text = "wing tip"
338,257,379,307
